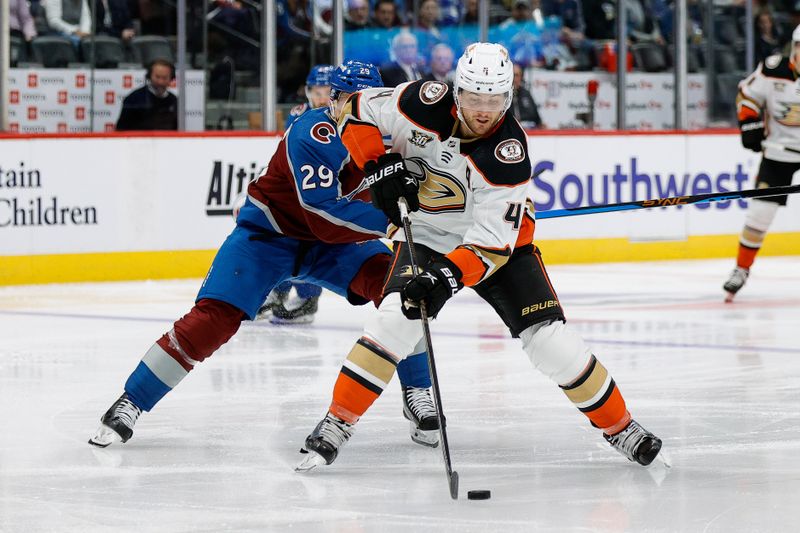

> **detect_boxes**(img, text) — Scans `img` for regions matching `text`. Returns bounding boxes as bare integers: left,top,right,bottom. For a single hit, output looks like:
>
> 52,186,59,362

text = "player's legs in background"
89,225,296,447
476,245,662,466
724,158,798,301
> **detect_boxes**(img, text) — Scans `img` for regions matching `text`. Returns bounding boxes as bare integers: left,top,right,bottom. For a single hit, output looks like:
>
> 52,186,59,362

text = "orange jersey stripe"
515,217,535,248
340,121,385,169
446,247,486,286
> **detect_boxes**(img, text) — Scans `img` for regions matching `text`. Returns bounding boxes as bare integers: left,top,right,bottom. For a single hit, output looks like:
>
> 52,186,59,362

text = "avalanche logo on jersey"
311,122,337,144
406,157,466,213
409,129,434,148
494,139,525,163
772,102,800,127
419,81,448,105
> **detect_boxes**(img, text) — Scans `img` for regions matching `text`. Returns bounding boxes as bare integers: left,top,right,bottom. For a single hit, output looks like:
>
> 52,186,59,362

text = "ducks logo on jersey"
405,157,466,213
773,101,800,127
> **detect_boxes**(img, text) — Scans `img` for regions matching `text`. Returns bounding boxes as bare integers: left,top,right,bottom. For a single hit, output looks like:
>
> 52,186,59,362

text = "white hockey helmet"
453,43,514,122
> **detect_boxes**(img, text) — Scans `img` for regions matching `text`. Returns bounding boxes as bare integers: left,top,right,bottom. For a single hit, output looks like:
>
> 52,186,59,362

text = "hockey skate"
604,419,662,466
295,414,355,472
255,287,289,320
88,393,142,447
270,294,319,325
723,267,749,302
402,386,440,448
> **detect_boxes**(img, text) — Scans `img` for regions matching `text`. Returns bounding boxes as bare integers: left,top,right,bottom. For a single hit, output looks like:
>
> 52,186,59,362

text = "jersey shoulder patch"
398,80,456,140
761,55,793,79
287,109,345,164
462,117,531,186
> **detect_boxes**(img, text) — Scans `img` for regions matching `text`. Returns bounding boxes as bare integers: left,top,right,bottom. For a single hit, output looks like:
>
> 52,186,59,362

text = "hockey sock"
737,199,780,269
396,352,431,388
125,299,244,411
559,355,630,434
329,337,398,423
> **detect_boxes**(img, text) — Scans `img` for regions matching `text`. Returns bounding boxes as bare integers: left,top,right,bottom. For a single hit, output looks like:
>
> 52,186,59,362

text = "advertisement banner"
527,71,708,130
7,69,205,133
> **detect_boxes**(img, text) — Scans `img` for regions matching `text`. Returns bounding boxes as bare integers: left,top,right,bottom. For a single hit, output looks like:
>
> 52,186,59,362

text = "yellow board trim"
1,232,798,286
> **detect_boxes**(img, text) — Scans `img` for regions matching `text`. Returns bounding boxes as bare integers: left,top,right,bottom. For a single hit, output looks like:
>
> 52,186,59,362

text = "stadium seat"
130,36,175,66
10,35,26,67
80,36,127,68
31,36,78,68
631,43,667,72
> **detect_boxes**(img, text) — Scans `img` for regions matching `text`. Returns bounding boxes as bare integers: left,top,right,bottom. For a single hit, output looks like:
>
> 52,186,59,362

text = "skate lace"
607,421,648,460
728,267,748,285
318,416,353,447
114,397,142,429
406,387,436,418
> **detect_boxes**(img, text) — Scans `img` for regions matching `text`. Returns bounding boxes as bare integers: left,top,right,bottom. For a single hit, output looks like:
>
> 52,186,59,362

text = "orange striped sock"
736,243,759,270
559,355,630,434
329,337,398,424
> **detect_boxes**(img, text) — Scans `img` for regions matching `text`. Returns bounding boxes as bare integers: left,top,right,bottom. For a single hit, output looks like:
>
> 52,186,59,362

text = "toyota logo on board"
27,106,38,120
28,74,38,88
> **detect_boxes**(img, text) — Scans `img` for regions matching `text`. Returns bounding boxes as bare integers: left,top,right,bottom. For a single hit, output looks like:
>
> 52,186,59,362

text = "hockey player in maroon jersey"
297,43,662,472
724,25,800,301
89,61,441,450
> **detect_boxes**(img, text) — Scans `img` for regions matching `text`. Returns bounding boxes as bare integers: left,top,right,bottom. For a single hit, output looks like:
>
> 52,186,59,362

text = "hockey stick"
762,140,800,155
534,183,800,220
398,198,459,501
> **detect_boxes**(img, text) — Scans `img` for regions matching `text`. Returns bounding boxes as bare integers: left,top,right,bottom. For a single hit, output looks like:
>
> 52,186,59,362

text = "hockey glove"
740,119,765,152
364,153,420,226
401,258,463,320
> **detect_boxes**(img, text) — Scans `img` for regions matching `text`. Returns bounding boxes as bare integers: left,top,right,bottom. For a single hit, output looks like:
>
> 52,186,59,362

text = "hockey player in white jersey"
297,43,662,472
725,25,800,301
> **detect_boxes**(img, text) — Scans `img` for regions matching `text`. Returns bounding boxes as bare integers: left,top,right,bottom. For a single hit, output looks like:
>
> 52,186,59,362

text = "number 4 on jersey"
504,202,523,230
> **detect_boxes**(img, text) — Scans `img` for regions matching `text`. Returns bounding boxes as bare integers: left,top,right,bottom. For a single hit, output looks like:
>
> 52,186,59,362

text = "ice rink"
1,256,799,533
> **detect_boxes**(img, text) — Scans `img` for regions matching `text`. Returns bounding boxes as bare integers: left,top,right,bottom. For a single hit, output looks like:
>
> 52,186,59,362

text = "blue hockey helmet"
329,60,383,95
306,64,334,87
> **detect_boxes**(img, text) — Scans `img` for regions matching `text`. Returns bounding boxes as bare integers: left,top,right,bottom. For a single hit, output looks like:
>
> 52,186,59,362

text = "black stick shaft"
535,184,800,220
398,199,459,500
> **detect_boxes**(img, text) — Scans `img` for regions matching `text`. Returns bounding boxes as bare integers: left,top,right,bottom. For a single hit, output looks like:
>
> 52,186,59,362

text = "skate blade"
409,423,440,448
294,450,327,473
270,316,315,325
724,291,736,303
88,424,123,448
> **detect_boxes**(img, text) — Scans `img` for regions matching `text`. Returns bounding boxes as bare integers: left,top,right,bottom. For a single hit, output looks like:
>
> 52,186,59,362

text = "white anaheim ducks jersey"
339,80,534,284
739,55,800,162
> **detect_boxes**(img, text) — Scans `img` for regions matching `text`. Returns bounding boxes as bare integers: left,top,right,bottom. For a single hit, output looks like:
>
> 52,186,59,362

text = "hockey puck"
467,490,491,500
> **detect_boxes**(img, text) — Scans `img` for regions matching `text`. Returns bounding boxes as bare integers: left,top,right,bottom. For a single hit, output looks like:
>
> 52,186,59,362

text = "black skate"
295,414,355,472
270,295,319,325
604,419,662,466
88,393,142,447
255,287,289,320
723,267,749,302
402,386,440,448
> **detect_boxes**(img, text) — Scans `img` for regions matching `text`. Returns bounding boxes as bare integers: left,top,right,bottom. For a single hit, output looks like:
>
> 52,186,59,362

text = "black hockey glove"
740,119,765,152
364,153,420,226
401,258,463,320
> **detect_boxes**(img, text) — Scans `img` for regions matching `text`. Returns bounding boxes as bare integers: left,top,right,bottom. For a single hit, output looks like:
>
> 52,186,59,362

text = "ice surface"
1,257,799,532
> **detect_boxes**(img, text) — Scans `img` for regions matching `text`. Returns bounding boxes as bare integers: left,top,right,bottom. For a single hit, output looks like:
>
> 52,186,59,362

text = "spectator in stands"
9,0,37,48
438,0,464,26
116,59,178,131
501,0,535,27
417,0,442,39
423,43,454,83
510,64,545,129
581,0,616,40
755,11,783,64
136,0,175,36
95,0,136,41
543,0,586,45
627,0,664,44
380,31,424,87
462,0,479,24
44,0,92,47
371,0,400,28
345,0,371,30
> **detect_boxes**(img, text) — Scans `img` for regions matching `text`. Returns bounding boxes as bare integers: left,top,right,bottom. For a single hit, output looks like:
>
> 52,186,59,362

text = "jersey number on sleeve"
504,202,523,230
300,164,335,190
